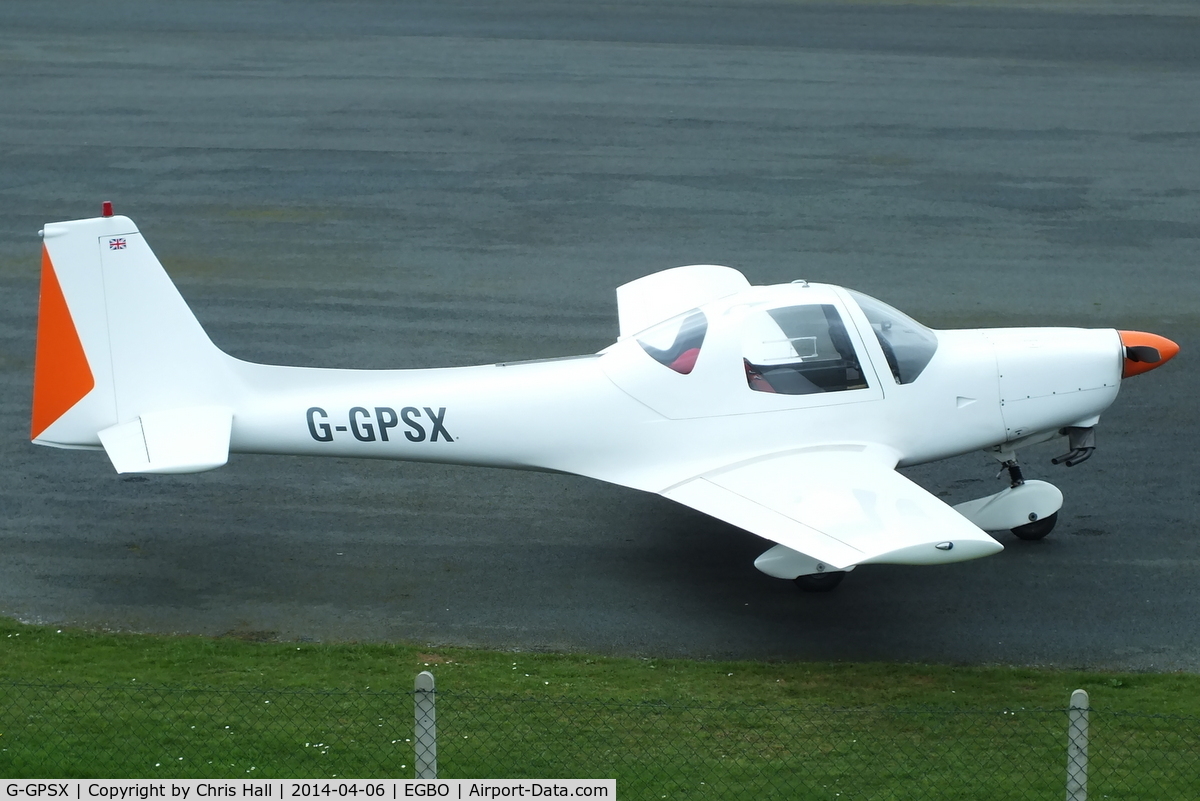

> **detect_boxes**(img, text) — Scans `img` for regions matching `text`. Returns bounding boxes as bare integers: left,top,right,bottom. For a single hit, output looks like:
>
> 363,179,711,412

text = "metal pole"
415,671,437,780
1066,688,1089,801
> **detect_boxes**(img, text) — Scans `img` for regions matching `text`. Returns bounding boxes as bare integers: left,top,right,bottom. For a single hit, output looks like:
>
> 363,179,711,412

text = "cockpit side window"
742,304,869,395
637,309,707,375
847,290,939,384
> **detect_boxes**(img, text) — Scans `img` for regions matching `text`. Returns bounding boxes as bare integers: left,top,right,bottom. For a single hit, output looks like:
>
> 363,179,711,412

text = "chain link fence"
2,678,1198,799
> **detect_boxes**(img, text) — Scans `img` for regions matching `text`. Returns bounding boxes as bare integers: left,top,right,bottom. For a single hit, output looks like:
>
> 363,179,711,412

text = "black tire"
793,571,847,592
1012,511,1058,541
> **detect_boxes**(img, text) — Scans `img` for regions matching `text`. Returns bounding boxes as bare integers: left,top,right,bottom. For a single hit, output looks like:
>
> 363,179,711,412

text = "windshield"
847,290,938,384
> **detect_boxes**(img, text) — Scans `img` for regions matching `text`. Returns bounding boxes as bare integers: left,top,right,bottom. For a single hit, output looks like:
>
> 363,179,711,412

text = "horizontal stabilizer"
98,407,233,474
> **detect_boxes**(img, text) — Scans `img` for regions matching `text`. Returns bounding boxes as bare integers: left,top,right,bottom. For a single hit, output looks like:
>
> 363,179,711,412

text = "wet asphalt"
1,1,1198,669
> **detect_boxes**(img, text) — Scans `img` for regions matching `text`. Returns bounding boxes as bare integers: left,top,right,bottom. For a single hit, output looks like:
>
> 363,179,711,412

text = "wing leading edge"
661,446,1002,577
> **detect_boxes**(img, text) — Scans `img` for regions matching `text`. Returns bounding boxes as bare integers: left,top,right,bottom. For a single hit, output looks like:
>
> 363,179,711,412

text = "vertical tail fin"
33,210,235,472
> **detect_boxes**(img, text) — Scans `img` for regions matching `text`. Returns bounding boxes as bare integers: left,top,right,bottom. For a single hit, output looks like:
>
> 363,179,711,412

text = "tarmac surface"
1,1,1198,670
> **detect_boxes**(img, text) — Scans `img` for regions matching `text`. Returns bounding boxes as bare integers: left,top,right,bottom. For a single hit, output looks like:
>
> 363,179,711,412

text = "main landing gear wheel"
1012,511,1058,541
794,571,847,592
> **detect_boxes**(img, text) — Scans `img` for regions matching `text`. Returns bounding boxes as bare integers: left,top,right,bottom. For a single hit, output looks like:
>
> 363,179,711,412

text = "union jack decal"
108,238,126,250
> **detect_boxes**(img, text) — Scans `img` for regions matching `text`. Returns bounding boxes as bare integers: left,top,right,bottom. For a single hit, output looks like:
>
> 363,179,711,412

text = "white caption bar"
3,781,615,801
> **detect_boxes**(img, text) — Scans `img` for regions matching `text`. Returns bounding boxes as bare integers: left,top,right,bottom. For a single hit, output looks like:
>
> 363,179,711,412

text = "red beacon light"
102,201,113,217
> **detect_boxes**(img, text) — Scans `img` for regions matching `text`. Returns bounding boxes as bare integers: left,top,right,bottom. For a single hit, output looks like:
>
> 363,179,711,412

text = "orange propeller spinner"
1119,331,1180,378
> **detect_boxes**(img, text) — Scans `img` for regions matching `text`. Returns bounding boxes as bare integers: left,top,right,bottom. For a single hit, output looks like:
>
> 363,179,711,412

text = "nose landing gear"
1011,511,1059,540
1001,460,1058,538
952,457,1064,540
967,425,1097,540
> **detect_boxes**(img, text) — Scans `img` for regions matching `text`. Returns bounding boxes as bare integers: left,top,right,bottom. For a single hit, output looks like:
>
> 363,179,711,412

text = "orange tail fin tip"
31,246,95,439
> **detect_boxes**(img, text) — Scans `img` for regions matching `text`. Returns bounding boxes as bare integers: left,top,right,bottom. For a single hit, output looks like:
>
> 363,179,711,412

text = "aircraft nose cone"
1119,330,1180,378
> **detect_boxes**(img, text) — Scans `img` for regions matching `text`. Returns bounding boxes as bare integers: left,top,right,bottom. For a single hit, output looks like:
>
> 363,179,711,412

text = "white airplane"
31,205,1179,590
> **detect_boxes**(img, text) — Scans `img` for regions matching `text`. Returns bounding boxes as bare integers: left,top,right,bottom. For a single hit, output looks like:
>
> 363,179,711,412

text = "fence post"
415,671,437,780
1066,688,1089,801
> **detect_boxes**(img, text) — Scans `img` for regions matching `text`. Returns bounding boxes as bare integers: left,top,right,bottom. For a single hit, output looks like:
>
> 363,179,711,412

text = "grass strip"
2,616,1198,797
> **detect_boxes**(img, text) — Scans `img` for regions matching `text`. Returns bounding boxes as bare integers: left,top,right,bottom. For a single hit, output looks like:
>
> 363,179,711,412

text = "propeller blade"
1125,345,1161,363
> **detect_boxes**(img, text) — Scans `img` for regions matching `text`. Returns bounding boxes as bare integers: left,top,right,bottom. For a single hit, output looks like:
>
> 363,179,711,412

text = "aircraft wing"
661,446,1002,573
